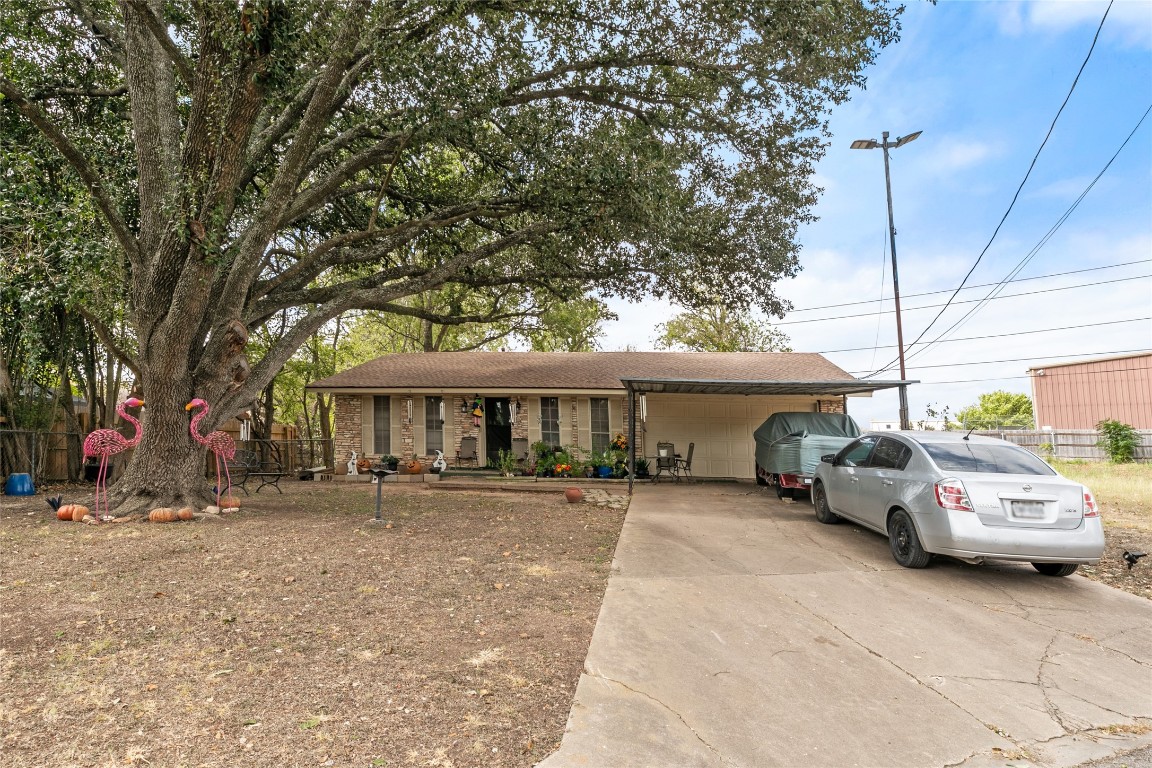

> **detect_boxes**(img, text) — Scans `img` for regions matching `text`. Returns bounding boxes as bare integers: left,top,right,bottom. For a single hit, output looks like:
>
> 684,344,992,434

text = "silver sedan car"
811,432,1104,576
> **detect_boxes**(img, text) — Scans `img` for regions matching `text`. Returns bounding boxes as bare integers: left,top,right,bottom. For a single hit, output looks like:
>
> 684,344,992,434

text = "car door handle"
881,480,894,486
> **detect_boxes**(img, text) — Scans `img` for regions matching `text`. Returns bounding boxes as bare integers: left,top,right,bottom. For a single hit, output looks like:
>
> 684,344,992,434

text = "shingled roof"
307,351,861,392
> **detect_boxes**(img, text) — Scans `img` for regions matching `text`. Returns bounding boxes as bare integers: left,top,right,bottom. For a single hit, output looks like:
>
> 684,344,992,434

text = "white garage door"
644,395,825,479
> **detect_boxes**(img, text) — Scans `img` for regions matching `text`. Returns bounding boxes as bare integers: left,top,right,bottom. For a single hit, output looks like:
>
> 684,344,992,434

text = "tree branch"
77,308,141,377
125,0,194,87
0,77,141,264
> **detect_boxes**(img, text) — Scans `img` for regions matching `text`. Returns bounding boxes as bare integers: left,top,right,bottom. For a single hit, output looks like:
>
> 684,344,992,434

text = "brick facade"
334,394,363,474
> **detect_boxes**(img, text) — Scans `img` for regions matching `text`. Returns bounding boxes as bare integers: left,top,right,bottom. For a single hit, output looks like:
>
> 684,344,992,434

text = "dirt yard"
2,476,1148,768
0,480,626,768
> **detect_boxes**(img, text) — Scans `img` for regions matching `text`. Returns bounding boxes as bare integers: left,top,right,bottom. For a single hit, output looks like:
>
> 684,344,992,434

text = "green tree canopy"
955,391,1034,430
654,305,791,352
1,0,902,511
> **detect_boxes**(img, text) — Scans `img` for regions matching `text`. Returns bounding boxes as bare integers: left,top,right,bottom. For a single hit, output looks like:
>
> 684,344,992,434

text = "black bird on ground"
1122,550,1147,570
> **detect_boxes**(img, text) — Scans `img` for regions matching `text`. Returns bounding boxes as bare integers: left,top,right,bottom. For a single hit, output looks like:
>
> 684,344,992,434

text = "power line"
885,101,1152,374
815,316,1150,355
786,259,1149,314
917,365,1152,386
849,348,1151,374
872,0,1116,368
775,273,1149,325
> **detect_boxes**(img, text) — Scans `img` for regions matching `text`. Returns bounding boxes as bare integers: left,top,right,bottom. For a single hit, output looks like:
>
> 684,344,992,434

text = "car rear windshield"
920,443,1056,475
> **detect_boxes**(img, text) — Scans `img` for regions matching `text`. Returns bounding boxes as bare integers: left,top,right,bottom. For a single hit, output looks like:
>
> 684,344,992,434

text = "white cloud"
920,138,999,174
1001,0,1152,48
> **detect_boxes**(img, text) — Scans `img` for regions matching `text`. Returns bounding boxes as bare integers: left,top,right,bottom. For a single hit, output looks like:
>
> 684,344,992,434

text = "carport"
621,377,916,494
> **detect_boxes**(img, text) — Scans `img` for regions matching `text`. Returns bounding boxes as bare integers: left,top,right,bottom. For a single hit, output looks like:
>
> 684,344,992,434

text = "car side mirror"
821,454,835,464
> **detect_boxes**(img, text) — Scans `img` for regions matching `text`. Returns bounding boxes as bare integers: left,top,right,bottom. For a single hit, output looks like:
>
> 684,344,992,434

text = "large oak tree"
1,0,901,512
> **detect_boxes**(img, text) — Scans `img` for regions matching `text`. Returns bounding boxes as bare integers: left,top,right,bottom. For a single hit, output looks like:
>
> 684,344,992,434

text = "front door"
485,397,512,465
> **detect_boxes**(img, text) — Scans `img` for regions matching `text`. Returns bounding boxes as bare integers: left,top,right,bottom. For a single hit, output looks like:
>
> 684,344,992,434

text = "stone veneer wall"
334,394,363,474
817,399,846,414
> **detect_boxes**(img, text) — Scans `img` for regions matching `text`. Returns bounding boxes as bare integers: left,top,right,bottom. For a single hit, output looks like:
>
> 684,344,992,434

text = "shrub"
497,449,518,476
1096,419,1140,463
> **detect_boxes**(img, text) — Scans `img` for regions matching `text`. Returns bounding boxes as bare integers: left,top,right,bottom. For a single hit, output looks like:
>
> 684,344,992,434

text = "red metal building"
1027,352,1152,430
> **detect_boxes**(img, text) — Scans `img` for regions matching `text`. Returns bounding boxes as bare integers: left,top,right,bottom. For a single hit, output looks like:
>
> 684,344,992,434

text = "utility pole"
851,130,921,430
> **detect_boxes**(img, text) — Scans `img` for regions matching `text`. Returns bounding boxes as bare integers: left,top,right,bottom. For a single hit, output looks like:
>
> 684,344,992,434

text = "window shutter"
413,397,426,457
360,396,372,457
609,398,623,438
576,398,591,453
529,399,542,443
558,398,571,447
390,396,402,456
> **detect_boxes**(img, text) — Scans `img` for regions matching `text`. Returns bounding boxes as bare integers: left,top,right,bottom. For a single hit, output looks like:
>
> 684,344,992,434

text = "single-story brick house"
306,351,910,481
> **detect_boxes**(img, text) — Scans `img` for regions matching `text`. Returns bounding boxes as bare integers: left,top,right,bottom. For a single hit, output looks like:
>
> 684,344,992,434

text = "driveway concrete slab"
538,483,1152,768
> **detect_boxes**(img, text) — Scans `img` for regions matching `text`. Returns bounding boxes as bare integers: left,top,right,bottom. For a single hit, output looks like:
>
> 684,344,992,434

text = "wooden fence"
971,429,1152,462
1,428,333,484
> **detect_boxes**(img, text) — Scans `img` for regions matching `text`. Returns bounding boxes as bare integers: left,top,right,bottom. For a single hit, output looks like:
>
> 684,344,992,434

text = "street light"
851,129,921,430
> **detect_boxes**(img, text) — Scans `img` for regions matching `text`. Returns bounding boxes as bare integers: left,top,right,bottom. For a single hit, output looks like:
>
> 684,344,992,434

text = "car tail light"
934,479,973,512
1083,489,1098,517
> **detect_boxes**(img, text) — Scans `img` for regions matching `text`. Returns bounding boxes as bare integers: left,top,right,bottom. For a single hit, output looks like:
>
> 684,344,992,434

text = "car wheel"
888,510,930,568
755,463,768,486
1031,562,1079,577
776,484,793,499
812,483,840,524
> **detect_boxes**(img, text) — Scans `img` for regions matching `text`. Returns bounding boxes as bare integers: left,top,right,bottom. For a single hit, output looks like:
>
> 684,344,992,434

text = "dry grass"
1050,459,1152,531
0,481,627,768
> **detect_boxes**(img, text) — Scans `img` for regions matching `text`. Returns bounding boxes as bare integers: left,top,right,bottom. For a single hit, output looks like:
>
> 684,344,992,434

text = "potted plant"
589,450,612,478
497,448,518,477
380,454,399,472
634,456,650,479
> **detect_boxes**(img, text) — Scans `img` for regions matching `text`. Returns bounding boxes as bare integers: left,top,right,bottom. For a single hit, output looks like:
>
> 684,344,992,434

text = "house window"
590,398,610,453
425,396,443,453
540,397,560,447
373,396,390,454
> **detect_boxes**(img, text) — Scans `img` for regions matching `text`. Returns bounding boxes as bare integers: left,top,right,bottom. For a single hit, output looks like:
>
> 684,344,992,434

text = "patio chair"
675,442,694,482
456,436,478,468
511,437,529,466
654,441,679,483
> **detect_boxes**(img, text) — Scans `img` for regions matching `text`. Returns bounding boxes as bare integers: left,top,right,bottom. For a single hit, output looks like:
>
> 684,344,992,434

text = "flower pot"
596,465,612,479
564,487,583,503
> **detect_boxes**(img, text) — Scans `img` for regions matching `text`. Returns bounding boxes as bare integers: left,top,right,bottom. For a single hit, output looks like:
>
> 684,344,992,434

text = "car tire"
776,484,793,499
1031,562,1079,577
812,483,840,524
888,509,930,568
755,463,768,486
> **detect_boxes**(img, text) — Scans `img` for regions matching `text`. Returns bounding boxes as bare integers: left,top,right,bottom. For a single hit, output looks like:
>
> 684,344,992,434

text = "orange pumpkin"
406,460,423,475
149,508,177,523
219,496,240,509
57,504,90,521
176,507,195,521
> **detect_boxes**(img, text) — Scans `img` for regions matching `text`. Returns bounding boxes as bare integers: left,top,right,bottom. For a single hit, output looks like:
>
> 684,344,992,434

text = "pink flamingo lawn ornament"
186,398,236,509
82,397,145,520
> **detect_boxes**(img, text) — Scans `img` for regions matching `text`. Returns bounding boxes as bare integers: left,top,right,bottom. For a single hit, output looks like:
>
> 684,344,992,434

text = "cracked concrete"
536,483,1152,768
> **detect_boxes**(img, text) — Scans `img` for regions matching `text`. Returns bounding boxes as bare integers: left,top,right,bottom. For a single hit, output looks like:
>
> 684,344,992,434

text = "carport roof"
620,378,916,396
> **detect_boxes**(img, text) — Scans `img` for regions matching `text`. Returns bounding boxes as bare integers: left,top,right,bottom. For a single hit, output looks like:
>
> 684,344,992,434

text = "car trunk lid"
957,473,1084,529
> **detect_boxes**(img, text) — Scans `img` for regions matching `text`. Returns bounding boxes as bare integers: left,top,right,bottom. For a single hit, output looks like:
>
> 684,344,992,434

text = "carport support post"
627,387,636,496
898,383,910,432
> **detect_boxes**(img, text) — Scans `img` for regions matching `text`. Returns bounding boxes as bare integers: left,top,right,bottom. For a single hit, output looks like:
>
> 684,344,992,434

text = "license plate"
1012,501,1045,518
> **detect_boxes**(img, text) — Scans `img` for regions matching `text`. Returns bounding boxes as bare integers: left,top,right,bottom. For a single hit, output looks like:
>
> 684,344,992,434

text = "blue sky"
601,0,1152,429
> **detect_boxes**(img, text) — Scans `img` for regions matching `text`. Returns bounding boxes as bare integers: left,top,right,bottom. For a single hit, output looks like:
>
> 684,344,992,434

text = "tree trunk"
106,361,209,515
317,392,333,467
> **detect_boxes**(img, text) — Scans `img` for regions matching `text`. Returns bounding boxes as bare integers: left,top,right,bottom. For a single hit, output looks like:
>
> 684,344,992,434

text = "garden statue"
347,451,359,475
